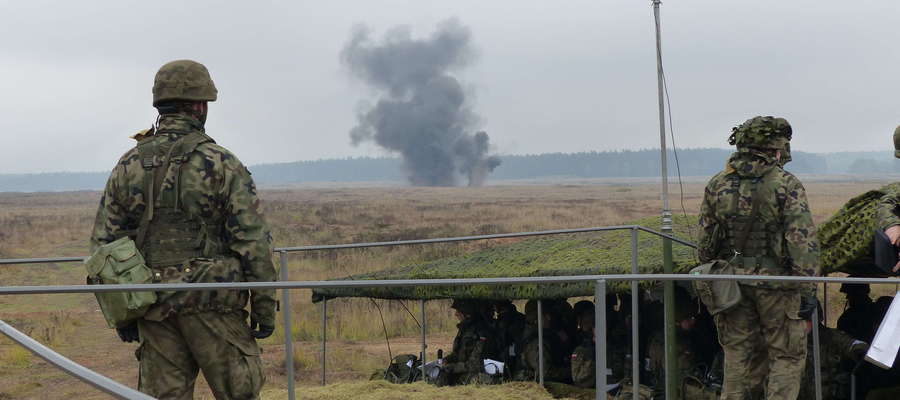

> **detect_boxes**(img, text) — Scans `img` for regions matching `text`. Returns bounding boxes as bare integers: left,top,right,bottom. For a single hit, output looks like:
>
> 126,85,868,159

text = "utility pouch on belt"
691,260,742,315
84,237,157,328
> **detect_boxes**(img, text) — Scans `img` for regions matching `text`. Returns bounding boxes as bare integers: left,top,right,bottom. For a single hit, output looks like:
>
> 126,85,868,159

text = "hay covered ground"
1,178,897,399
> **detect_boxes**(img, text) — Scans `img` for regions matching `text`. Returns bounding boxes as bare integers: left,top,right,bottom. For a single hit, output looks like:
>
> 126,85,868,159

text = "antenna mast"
652,0,679,399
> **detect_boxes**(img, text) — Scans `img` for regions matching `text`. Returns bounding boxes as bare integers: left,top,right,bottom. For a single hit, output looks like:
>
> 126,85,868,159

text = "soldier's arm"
89,162,133,252
782,177,820,294
876,188,900,231
222,162,278,328
697,179,720,263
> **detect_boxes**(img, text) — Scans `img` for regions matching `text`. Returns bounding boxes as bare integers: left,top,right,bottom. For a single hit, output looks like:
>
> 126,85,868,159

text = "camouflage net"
819,182,900,274
312,215,699,301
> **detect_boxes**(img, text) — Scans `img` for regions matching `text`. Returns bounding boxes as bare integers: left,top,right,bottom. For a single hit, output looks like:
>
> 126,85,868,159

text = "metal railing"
1,226,895,400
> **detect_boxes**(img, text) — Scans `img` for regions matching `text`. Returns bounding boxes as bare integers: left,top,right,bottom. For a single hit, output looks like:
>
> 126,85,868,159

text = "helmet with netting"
728,116,792,150
152,60,218,106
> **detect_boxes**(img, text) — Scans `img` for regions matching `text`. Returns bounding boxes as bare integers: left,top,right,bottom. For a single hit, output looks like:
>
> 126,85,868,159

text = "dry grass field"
0,178,897,399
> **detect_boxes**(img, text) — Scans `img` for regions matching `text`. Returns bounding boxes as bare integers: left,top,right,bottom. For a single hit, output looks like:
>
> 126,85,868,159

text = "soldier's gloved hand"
798,295,819,321
849,340,869,362
249,317,275,339
116,322,139,343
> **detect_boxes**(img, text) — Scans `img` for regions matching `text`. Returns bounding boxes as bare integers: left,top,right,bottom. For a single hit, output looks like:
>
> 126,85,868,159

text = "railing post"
537,299,544,386
812,309,822,400
596,279,608,400
421,299,427,371
321,298,328,386
279,251,295,400
822,282,828,326
630,227,640,400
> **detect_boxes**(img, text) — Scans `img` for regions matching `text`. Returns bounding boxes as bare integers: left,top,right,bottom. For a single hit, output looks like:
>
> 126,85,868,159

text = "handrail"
0,274,895,295
0,224,696,266
0,320,154,400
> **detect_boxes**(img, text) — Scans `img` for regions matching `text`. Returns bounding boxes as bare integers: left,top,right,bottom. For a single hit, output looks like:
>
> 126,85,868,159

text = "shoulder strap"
134,131,214,247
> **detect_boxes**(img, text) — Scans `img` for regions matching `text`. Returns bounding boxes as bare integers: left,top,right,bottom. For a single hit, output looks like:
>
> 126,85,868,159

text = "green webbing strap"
134,131,213,248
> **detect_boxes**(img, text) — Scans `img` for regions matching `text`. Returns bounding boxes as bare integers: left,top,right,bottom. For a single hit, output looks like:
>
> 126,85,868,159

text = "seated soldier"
513,299,570,383
435,299,498,386
798,306,868,400
493,300,526,379
550,299,578,357
836,282,875,342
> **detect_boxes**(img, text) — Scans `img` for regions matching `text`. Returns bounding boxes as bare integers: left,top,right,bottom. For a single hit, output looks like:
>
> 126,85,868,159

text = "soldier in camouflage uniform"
514,300,571,383
436,299,498,386
877,126,900,271
698,116,820,400
493,300,526,379
90,60,277,400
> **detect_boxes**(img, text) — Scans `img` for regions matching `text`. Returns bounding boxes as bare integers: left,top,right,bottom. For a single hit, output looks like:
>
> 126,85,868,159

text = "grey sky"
1,0,897,174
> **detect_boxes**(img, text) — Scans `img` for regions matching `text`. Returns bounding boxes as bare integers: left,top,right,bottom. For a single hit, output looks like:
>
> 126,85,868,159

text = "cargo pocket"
783,293,807,359
227,346,264,399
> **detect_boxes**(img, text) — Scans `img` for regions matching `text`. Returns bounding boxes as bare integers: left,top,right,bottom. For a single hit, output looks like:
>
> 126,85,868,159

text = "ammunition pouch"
691,260,742,315
85,237,157,328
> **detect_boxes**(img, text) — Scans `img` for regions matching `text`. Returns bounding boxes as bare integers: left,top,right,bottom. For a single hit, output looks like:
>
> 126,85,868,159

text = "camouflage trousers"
136,310,264,400
714,285,807,400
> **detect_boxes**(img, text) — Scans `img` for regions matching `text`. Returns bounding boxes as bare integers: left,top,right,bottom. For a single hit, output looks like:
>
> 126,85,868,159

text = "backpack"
384,354,422,384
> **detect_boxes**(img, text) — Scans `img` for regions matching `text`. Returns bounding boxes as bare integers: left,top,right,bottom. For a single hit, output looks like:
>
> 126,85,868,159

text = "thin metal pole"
823,283,828,326
0,320,154,400
652,0,677,398
279,251,295,400
596,280,608,400
537,299,545,386
812,310,822,400
421,299,427,371
630,228,641,400
321,299,328,386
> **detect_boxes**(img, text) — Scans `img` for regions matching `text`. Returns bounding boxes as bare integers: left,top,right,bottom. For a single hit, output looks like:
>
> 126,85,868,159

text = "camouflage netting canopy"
311,215,699,302
819,182,900,276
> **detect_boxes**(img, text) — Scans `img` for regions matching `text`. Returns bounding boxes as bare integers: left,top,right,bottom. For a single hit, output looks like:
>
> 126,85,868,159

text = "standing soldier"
90,60,277,399
698,116,819,400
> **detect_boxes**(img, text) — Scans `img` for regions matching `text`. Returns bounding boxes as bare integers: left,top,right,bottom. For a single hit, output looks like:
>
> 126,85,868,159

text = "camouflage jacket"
443,317,496,377
89,114,277,326
798,326,861,400
698,151,820,293
494,309,527,366
514,324,571,383
876,184,900,230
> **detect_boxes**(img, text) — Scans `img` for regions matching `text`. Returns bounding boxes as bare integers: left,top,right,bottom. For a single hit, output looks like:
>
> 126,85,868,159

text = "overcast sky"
1,0,897,174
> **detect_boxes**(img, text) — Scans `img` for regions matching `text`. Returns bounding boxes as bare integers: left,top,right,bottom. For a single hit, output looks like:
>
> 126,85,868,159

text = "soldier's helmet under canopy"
152,60,218,106
728,116,793,151
450,299,479,317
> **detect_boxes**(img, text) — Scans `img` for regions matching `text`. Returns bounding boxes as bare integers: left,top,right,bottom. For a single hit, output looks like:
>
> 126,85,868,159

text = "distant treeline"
2,148,899,192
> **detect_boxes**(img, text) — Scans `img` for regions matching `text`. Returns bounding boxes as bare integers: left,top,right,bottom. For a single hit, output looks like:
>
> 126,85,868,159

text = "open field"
1,179,899,399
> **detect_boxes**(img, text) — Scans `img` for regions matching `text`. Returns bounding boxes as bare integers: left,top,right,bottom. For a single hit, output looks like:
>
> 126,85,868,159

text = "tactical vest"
718,172,784,272
135,129,226,269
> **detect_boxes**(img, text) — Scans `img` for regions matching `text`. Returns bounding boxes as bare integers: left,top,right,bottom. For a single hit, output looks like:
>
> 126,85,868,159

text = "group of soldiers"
434,284,897,400
88,59,900,400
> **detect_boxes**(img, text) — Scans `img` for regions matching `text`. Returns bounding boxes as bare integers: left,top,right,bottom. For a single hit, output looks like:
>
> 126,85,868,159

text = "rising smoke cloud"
341,19,501,186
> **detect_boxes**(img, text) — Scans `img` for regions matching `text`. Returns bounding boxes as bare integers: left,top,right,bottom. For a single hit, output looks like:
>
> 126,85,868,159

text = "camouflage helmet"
893,125,900,159
152,60,218,106
728,116,792,150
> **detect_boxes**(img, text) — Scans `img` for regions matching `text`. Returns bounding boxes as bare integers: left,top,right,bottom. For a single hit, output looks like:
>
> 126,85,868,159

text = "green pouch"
85,237,157,328
691,260,742,315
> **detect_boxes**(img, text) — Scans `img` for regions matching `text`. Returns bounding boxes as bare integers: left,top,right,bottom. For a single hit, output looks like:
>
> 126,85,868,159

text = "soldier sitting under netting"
434,299,499,386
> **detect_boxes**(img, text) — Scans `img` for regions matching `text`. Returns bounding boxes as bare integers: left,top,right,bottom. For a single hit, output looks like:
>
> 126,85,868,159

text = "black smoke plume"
341,19,501,186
